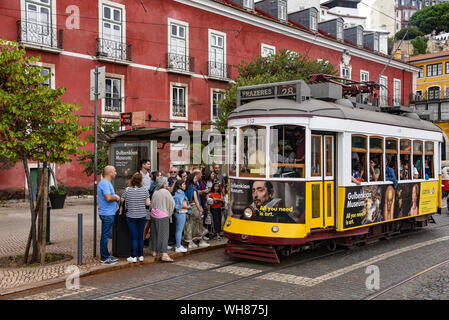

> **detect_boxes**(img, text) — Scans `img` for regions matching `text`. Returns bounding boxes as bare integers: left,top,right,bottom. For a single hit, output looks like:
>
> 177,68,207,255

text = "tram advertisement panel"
229,179,306,224
342,181,438,229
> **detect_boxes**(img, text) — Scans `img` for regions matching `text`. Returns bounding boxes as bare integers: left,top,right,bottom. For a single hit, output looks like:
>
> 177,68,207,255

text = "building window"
21,0,57,48
105,77,122,113
261,44,275,57
360,70,369,82
243,0,254,10
168,19,190,71
446,62,449,74
310,11,318,32
98,1,127,60
208,30,228,79
341,66,351,80
380,76,388,106
418,67,424,78
394,79,401,105
171,85,187,119
426,63,442,77
211,90,224,121
278,0,287,22
41,67,51,87
336,20,343,41
428,86,440,100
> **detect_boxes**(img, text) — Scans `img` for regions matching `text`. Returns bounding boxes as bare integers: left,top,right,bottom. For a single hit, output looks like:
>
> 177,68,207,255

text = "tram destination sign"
239,83,297,102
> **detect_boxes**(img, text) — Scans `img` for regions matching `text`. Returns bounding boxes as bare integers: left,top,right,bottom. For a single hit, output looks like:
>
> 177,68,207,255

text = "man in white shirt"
139,159,152,190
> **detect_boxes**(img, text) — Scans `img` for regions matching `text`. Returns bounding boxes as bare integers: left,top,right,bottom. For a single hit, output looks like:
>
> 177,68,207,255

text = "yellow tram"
222,79,443,263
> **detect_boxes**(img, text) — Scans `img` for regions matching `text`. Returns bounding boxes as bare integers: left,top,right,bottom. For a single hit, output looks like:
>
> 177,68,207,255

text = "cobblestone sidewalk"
0,197,226,295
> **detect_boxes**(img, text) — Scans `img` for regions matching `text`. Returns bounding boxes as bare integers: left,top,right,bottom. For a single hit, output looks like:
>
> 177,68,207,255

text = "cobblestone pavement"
3,208,449,301
0,197,226,294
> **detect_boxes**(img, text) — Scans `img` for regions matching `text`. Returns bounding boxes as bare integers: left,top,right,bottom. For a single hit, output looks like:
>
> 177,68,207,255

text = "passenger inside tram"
400,158,410,180
369,158,380,182
351,152,366,184
293,127,305,163
385,155,398,188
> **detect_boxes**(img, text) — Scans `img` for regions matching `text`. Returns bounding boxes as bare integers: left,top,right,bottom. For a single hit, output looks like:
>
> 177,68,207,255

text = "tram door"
308,133,335,229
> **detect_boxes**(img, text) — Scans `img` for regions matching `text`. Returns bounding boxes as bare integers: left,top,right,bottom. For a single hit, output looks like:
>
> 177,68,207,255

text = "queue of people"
97,160,228,265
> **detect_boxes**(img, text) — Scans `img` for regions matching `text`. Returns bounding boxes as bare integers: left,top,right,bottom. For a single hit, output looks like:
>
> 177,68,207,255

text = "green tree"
410,2,449,35
394,27,423,40
212,49,336,132
0,40,88,263
411,36,428,56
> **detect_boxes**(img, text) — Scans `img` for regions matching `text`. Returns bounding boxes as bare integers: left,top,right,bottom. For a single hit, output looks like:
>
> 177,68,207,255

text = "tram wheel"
326,239,337,252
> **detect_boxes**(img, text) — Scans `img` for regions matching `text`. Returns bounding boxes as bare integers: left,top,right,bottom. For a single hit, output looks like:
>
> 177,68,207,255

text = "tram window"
425,141,434,179
311,135,322,176
229,128,237,176
400,139,411,180
386,138,398,179
352,135,367,183
239,125,266,178
269,125,305,178
369,136,383,182
413,140,423,179
325,136,333,177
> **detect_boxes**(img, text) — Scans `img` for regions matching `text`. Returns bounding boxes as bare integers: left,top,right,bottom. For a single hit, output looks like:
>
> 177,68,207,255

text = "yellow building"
406,51,449,158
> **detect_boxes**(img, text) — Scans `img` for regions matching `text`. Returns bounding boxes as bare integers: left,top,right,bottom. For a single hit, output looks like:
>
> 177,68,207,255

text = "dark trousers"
126,217,146,258
168,219,176,245
211,207,222,234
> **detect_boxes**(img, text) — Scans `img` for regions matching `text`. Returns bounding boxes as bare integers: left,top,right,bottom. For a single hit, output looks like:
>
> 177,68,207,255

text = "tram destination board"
239,83,297,102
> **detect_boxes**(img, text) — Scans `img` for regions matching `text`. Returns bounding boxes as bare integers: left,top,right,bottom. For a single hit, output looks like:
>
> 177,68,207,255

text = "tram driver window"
400,139,411,180
239,125,266,178
229,128,237,177
352,135,367,184
269,125,305,178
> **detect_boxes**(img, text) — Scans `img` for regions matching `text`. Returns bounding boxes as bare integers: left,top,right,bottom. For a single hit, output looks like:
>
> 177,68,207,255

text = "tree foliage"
410,2,449,35
394,27,423,41
212,49,337,131
0,40,87,165
411,36,429,56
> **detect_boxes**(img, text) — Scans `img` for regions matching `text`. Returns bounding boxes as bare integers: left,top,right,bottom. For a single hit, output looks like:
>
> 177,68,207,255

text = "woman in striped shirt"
121,173,151,263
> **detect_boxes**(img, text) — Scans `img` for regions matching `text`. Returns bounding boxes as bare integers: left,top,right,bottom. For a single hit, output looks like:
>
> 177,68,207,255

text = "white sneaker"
175,246,188,253
127,257,137,263
188,242,198,249
138,256,144,262
167,245,173,250
198,242,210,248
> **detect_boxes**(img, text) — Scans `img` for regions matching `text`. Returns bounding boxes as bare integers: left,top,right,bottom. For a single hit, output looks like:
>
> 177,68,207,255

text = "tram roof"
228,98,442,133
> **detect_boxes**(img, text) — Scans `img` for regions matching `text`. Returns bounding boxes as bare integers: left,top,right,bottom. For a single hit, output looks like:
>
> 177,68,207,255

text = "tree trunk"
40,168,49,264
22,155,38,264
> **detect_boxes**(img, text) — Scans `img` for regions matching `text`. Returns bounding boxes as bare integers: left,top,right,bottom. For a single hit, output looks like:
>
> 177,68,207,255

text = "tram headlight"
243,206,255,220
272,226,279,233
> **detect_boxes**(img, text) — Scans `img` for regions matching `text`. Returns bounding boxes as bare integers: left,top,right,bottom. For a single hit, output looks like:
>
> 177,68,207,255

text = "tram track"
363,256,449,300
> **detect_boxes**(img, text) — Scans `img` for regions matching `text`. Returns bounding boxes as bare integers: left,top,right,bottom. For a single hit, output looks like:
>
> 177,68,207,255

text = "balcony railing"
207,61,232,80
96,38,132,63
172,103,186,118
410,90,449,103
167,53,194,73
17,20,63,50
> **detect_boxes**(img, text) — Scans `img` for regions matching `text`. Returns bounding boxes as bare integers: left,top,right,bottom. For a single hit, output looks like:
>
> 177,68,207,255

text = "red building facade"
0,0,418,198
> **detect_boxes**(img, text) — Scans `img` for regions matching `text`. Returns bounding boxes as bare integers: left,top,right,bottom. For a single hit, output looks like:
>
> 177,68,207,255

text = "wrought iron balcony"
410,89,449,103
172,103,186,118
17,20,63,51
96,38,132,63
207,61,232,80
167,53,194,73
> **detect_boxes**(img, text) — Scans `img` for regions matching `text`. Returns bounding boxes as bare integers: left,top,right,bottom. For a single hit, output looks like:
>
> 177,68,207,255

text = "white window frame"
340,64,351,80
393,79,401,106
243,0,254,10
278,0,287,22
211,88,225,122
98,0,126,44
20,0,57,48
379,75,388,106
170,82,188,121
102,72,125,116
261,43,276,57
208,29,227,78
360,70,369,82
167,18,189,56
